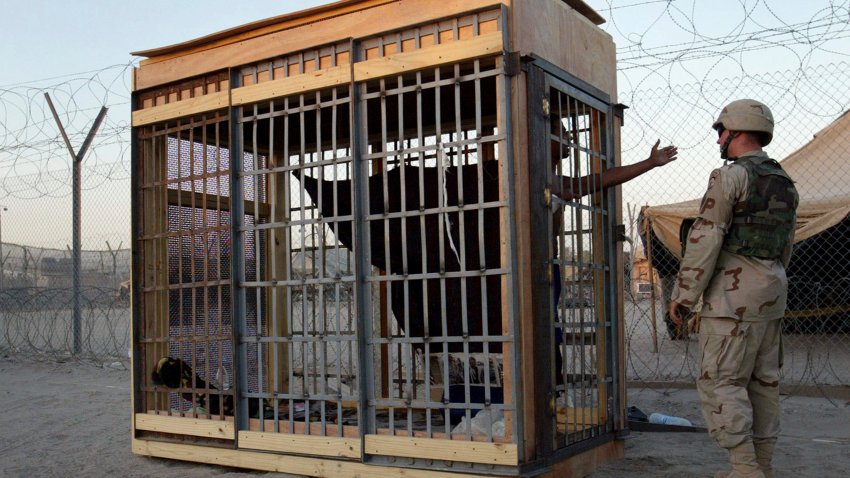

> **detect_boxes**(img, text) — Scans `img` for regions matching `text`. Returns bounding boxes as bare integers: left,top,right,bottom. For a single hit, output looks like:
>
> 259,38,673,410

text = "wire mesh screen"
619,62,850,390
359,57,514,443
544,81,616,449
238,85,360,436
136,114,236,425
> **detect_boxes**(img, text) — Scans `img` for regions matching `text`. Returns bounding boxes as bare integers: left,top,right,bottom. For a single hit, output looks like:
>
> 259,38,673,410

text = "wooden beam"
354,31,503,82
364,435,518,466
132,91,229,127
134,0,395,61
238,431,360,459
232,66,351,106
133,438,505,477
133,0,504,90
135,413,235,440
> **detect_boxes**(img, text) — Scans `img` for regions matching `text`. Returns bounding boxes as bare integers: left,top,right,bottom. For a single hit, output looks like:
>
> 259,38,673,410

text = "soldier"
668,99,798,478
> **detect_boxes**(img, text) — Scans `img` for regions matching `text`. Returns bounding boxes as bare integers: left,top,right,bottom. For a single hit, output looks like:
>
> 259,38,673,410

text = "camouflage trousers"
696,317,782,449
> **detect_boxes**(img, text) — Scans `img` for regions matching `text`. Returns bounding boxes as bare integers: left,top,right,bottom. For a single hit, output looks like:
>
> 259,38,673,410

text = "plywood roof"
131,0,604,60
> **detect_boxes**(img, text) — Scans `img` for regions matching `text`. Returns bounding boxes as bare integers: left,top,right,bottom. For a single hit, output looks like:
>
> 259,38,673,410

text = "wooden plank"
135,413,235,439
133,438,508,477
510,0,616,98
132,91,229,127
565,4,617,101
134,0,395,61
495,64,514,444
509,71,537,462
354,31,503,81
364,435,518,466
133,0,504,90
232,66,351,106
238,431,360,458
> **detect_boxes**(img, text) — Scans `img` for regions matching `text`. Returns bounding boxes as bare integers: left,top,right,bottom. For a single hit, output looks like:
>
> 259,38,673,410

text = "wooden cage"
130,1,626,476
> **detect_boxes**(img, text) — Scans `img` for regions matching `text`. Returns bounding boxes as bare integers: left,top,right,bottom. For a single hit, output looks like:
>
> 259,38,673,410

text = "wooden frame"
131,1,623,476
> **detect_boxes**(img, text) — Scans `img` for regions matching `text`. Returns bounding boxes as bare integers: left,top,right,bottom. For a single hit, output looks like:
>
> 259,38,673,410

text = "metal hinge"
615,224,627,242
504,51,522,77
614,103,629,125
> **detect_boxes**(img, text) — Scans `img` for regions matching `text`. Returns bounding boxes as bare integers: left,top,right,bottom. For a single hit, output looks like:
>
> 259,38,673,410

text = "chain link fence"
1,61,849,398
0,243,130,360
620,62,850,393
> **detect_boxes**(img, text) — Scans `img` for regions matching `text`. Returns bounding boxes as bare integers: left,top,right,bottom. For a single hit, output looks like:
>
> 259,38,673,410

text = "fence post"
44,93,108,356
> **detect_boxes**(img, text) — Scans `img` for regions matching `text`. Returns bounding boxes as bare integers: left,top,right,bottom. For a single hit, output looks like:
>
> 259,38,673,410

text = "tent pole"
644,214,659,353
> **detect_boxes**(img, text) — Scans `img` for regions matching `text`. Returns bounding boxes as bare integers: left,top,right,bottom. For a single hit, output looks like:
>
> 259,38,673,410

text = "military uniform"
671,151,798,452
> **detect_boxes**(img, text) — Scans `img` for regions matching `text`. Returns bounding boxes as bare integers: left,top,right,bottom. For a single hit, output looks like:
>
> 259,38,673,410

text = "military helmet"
712,99,774,146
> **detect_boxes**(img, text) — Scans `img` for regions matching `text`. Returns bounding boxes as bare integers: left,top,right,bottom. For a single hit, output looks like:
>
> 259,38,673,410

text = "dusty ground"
1,356,848,477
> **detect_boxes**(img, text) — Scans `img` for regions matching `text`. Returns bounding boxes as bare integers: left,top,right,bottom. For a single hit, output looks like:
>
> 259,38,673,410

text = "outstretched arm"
558,140,677,200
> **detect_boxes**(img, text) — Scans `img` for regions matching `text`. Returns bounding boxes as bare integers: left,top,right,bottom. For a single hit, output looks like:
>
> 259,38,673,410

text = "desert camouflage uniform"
671,151,797,450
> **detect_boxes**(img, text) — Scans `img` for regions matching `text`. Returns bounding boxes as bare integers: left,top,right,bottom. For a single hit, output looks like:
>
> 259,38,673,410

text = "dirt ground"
1,356,848,478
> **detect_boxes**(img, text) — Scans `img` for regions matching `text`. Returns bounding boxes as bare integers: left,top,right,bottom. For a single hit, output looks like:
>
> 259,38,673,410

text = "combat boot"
714,441,766,478
753,438,776,478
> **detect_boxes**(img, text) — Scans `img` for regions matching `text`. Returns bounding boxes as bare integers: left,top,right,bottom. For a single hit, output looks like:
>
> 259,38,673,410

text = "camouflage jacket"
671,151,796,321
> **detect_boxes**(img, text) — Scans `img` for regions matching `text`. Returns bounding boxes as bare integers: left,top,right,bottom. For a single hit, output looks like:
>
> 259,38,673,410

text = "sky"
0,0,848,249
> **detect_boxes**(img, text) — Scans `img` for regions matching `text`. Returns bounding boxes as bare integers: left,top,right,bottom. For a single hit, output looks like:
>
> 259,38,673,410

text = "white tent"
642,109,850,258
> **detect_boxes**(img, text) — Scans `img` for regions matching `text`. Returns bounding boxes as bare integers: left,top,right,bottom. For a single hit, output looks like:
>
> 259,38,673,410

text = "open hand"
650,140,678,166
668,300,685,327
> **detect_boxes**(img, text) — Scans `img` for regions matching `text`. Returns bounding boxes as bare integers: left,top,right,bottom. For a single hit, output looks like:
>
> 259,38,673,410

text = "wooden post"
644,214,659,353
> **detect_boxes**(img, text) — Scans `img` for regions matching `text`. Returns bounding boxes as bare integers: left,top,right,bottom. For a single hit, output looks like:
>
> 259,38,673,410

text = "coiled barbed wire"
0,62,133,199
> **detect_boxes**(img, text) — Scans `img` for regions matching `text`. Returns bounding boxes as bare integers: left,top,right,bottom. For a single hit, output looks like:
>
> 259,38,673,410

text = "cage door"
527,63,620,453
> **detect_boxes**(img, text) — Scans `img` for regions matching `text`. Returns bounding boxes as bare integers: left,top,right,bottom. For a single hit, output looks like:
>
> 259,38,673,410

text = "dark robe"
297,160,504,352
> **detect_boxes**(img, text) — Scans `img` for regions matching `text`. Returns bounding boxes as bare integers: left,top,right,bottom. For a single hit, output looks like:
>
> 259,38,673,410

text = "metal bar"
395,72,415,433
527,64,554,455
315,88,328,435
75,106,109,162
351,38,374,454
130,91,144,417
230,68,249,433
43,93,76,161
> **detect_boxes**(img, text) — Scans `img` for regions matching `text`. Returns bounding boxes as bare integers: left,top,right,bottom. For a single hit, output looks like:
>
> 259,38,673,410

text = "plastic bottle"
649,412,693,427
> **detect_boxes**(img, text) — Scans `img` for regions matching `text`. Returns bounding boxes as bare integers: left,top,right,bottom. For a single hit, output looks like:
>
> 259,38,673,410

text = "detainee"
669,99,799,478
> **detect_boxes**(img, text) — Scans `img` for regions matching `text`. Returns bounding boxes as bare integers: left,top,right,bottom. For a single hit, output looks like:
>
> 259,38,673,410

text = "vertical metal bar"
130,92,143,416
251,103,264,430
284,96,297,434
269,99,280,433
189,121,201,417
527,64,555,455
201,117,212,422
415,70,433,437
298,91,311,432
396,73,414,433
604,106,620,433
316,89,328,435
452,62,473,437
230,68,249,432
72,145,83,356
352,39,374,454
